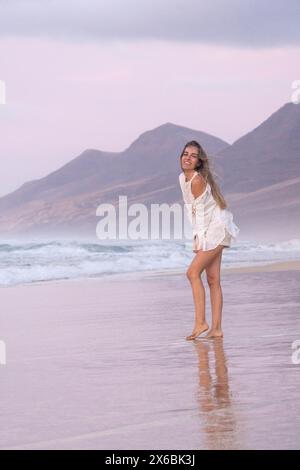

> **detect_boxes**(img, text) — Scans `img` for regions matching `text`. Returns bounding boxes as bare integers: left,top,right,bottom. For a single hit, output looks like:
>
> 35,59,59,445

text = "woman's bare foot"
186,322,209,340
203,328,223,339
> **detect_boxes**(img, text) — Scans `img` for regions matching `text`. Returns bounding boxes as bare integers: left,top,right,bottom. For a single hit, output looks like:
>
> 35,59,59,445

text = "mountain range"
0,102,299,243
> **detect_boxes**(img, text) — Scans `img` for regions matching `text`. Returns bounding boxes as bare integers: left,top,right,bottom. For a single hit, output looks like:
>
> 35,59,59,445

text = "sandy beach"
137,259,300,279
0,258,300,450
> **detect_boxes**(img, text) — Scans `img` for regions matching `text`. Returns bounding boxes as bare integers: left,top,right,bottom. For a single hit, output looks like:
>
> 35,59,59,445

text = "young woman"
178,140,240,340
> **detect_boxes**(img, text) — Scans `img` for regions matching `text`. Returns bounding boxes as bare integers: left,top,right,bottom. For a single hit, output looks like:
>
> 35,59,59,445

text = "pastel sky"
0,0,299,196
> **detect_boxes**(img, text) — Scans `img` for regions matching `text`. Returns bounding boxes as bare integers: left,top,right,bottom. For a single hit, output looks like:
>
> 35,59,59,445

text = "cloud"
0,0,299,48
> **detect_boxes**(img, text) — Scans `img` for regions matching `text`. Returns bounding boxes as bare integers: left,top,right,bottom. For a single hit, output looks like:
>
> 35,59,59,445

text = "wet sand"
0,259,300,449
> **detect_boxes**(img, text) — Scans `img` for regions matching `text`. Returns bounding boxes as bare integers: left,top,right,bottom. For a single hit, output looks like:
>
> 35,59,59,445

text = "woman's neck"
183,169,197,182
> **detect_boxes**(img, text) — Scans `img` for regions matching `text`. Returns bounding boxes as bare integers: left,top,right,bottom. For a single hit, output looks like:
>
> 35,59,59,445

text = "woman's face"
181,146,199,171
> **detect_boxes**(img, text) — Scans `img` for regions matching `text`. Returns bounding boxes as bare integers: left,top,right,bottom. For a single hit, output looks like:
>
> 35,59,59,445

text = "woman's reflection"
193,338,240,449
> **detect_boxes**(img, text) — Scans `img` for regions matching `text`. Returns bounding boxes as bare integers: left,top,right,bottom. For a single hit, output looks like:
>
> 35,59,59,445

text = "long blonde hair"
180,140,227,209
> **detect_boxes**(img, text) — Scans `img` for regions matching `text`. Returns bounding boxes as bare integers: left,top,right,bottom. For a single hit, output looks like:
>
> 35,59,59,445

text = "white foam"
0,237,299,287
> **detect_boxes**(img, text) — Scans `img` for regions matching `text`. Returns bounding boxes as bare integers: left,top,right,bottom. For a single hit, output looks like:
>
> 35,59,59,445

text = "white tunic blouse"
179,171,240,251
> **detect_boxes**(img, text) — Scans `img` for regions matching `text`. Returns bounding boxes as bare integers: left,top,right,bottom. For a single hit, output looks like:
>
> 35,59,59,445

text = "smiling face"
181,145,199,171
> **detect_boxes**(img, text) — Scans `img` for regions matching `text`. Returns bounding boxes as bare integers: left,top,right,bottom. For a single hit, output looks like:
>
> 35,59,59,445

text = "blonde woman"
178,140,240,340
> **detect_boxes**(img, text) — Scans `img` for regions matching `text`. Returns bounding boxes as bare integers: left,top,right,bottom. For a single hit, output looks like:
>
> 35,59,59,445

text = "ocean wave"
0,238,299,287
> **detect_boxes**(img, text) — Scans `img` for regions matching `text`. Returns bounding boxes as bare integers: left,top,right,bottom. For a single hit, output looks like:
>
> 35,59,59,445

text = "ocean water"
0,237,300,287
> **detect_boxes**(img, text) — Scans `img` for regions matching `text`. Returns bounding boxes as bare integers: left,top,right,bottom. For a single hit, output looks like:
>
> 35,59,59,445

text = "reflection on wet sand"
1,268,300,449
193,338,240,449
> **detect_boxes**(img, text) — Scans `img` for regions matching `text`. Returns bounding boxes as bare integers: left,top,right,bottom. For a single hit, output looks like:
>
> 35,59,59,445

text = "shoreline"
127,258,300,280
1,258,300,289
222,259,300,273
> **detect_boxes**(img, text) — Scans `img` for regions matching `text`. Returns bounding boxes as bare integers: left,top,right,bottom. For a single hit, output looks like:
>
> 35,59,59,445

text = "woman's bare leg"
204,247,224,338
186,245,224,340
